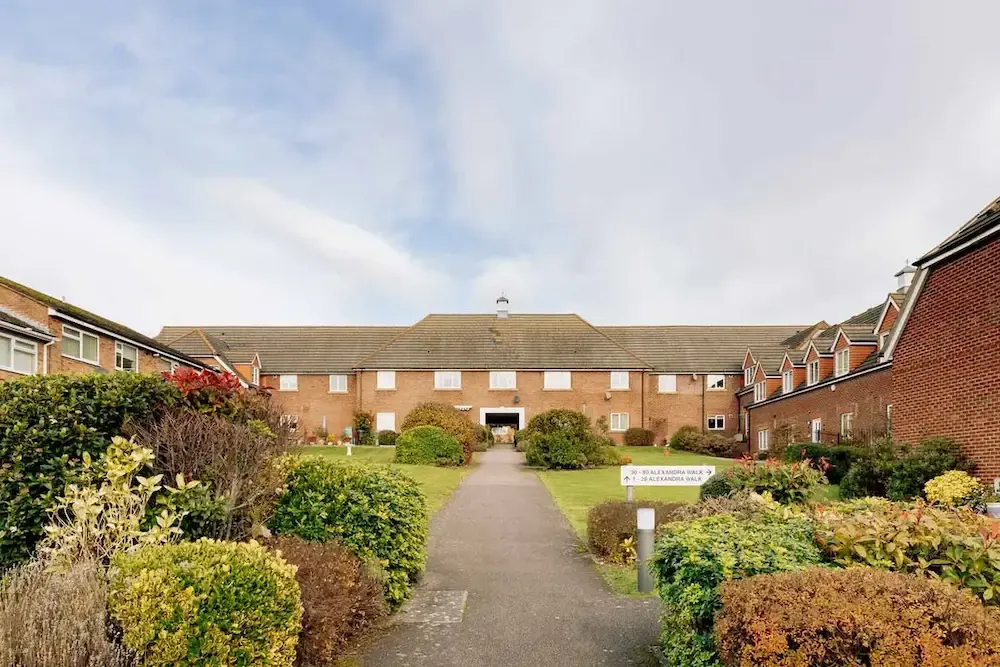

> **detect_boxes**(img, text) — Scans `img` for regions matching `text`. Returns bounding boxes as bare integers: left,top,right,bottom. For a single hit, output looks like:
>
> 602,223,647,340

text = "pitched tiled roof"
748,346,795,374
889,291,906,308
780,322,827,350
158,326,407,374
362,315,649,370
599,325,809,373
1,276,205,366
0,307,53,339
917,196,1000,266
839,324,879,344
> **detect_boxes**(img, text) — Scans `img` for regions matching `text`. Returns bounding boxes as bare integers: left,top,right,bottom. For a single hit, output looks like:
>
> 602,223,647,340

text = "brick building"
159,309,805,445
0,276,208,382
887,196,1000,480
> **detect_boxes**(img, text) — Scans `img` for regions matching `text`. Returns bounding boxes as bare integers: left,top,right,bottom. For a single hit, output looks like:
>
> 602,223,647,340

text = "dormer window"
835,348,850,377
807,360,820,386
754,381,766,403
782,370,794,394
743,366,754,386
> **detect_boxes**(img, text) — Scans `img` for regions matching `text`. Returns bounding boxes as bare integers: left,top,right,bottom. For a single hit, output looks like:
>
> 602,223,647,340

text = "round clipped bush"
623,427,655,447
669,425,702,452
587,500,686,563
108,540,302,666
925,469,982,506
395,426,463,466
268,457,428,607
268,536,386,666
400,402,476,449
377,430,398,447
716,567,1000,666
699,472,733,499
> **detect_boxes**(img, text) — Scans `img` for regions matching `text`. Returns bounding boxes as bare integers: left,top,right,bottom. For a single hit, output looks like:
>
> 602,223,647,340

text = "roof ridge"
355,315,427,368
572,314,652,369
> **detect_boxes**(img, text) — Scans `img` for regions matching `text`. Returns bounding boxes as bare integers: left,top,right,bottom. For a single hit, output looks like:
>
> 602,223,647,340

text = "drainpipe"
701,374,706,432
640,371,646,434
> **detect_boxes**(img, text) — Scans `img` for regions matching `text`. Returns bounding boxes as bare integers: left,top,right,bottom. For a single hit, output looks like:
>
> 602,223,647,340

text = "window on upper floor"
879,331,889,351
707,374,725,391
490,370,517,389
609,412,629,432
835,348,850,377
810,418,822,443
279,374,298,391
62,325,99,364
840,412,854,439
434,371,462,389
744,366,754,386
329,374,348,393
544,371,571,390
610,371,629,390
657,374,677,393
0,334,37,375
115,342,138,372
753,381,766,403
707,415,725,431
252,366,260,385
782,370,794,394
376,370,396,390
758,429,769,452
807,360,820,386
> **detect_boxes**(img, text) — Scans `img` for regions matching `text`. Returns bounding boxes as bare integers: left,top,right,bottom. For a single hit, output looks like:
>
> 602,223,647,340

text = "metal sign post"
637,507,656,593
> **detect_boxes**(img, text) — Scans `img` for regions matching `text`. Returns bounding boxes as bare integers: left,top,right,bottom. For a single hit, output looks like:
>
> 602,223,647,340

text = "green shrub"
724,457,825,504
651,513,822,667
474,424,494,452
925,470,985,506
523,408,593,443
400,403,477,464
839,447,896,498
698,472,732,499
812,499,1000,605
525,432,587,469
668,426,737,457
0,373,179,568
782,443,861,485
267,536,386,666
108,540,302,666
586,500,686,564
887,437,971,501
623,427,655,446
395,426,463,466
268,458,428,606
669,425,702,451
352,412,374,445
377,430,398,447
716,567,1000,667
672,491,775,523
522,409,618,469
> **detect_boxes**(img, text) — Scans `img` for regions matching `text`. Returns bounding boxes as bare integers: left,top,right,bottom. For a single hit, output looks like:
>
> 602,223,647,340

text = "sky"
1,1,999,335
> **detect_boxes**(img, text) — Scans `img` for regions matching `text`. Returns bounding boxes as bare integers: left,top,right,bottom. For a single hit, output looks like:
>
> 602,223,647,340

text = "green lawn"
297,446,471,515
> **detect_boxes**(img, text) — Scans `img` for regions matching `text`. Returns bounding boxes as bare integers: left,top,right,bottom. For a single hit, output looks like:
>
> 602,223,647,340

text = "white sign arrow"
619,465,716,487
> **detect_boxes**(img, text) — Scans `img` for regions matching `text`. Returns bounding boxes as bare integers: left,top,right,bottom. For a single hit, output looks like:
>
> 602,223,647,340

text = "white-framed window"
0,334,37,375
62,325,99,364
329,374,348,393
610,371,629,390
835,348,850,377
609,412,629,432
758,429,770,452
707,374,726,391
782,370,794,394
434,370,462,389
707,415,725,431
376,370,396,390
376,412,396,432
489,370,517,389
252,366,260,385
840,412,854,439
280,414,298,432
879,331,889,351
754,381,766,403
807,360,820,386
279,374,298,391
163,359,179,372
657,374,677,393
810,418,822,443
544,371,571,390
114,342,138,372
744,366,754,386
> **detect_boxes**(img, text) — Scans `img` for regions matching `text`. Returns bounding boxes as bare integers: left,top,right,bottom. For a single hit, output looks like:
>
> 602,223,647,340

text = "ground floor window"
376,412,396,432
707,415,725,430
115,341,138,372
280,414,298,433
810,418,822,443
609,412,629,432
840,412,854,439
758,429,769,452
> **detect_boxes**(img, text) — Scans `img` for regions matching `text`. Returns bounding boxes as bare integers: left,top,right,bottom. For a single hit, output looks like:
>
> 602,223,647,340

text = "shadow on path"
361,447,660,667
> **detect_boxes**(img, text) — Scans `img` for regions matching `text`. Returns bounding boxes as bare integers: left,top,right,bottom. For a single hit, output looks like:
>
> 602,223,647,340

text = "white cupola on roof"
496,294,509,320
895,261,917,293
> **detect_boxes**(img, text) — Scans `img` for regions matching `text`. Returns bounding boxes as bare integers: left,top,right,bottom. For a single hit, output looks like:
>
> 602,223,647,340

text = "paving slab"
361,447,661,667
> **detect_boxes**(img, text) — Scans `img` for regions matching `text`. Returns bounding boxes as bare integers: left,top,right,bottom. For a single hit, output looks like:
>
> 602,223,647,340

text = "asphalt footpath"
361,447,661,667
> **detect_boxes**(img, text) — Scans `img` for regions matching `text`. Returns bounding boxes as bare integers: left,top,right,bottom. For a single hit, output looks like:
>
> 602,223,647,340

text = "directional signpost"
621,465,716,592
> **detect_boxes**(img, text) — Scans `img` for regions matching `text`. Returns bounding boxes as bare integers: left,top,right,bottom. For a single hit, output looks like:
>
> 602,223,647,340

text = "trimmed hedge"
268,536,386,665
623,427,655,447
668,426,740,457
651,513,822,667
522,409,620,469
268,457,428,606
0,373,179,568
395,426,463,466
716,568,1000,666
586,500,686,563
108,540,302,666
377,430,398,447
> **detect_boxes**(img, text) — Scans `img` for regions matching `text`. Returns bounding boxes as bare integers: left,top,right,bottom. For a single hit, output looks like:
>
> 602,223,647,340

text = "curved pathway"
362,447,660,667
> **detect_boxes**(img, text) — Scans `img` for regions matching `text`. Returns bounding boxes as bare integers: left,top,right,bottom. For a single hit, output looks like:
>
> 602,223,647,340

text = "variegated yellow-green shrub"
924,470,983,506
108,540,302,666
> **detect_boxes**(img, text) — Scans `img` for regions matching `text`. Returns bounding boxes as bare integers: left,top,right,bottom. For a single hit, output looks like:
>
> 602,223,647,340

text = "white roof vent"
496,294,509,320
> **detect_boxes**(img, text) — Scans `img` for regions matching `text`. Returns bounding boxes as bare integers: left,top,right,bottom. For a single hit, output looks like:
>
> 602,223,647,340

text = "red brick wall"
748,366,892,454
263,373,358,439
878,304,899,334
893,237,1000,479
645,374,740,442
